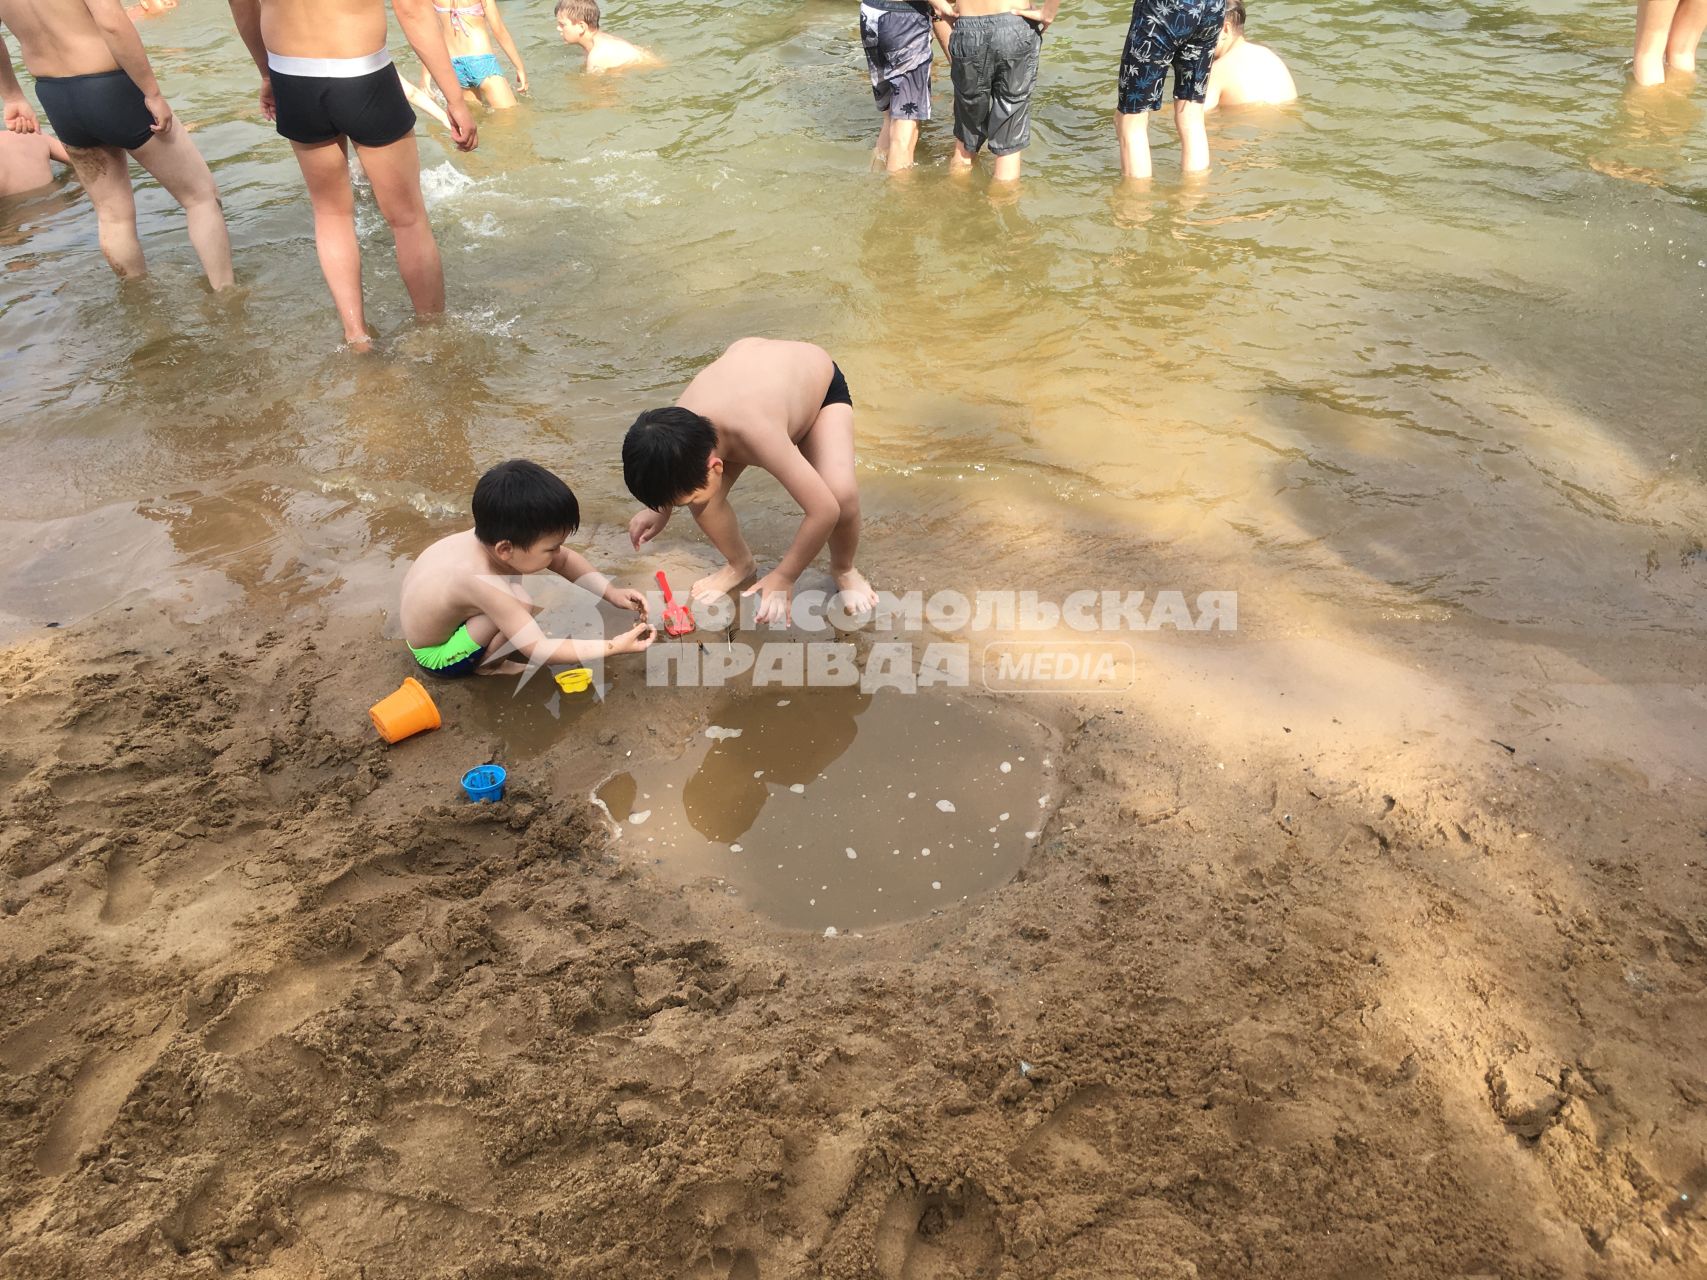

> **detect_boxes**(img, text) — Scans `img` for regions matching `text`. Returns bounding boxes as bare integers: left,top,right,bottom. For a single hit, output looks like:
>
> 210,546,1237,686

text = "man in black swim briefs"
0,0,232,287
227,0,476,348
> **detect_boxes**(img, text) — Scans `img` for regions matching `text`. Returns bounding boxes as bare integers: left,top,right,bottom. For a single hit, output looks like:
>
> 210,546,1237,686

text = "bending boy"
623,338,879,625
227,0,477,348
401,459,654,679
0,5,232,287
0,106,69,196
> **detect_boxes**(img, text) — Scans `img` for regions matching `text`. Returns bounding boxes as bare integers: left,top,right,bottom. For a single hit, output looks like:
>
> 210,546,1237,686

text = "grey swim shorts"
949,11,1043,157
860,0,934,121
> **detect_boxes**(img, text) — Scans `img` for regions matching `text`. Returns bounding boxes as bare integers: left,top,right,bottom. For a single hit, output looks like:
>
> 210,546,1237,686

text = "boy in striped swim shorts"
859,0,951,173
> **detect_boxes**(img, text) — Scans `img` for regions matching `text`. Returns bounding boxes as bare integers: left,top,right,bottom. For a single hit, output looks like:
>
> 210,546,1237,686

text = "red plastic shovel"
656,569,695,637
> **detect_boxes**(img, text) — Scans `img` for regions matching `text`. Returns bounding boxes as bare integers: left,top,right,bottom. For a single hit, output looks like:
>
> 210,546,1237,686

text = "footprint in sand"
35,1018,176,1176
98,848,153,926
203,961,357,1056
873,1184,1002,1280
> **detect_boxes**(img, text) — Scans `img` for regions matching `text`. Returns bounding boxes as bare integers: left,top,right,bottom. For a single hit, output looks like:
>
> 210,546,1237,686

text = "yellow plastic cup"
555,668,592,694
370,676,441,743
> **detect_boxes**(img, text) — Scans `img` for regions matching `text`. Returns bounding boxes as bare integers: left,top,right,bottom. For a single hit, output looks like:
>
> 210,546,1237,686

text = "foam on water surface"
595,685,1055,931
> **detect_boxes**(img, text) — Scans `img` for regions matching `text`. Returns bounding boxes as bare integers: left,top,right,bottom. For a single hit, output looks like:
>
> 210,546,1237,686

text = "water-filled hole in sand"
595,685,1055,931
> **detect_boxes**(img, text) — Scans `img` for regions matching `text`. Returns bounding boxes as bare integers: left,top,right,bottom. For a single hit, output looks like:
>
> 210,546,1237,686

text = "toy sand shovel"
554,667,593,695
655,569,696,637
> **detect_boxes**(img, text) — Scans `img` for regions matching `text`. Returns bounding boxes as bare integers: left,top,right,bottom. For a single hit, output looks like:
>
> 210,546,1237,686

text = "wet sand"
1,504,1703,1277
3,0,1706,1274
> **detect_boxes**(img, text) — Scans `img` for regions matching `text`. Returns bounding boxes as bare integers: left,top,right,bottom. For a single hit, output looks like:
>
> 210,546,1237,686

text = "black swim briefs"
270,63,416,149
33,70,153,151
822,362,853,409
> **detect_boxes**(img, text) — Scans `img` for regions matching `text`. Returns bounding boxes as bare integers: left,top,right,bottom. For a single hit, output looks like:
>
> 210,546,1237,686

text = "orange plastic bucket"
369,676,441,743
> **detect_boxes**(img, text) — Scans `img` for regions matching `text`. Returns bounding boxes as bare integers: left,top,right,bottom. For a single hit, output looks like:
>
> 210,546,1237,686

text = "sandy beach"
2,501,1703,1277
4,0,1706,1274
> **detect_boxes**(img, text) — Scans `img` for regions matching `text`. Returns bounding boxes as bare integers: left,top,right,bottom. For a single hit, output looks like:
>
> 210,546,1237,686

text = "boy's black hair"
1225,0,1246,30
472,459,580,547
554,0,600,28
623,407,717,511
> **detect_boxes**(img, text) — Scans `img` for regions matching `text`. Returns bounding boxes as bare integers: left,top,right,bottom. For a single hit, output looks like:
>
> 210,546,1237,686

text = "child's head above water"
1220,0,1247,50
473,459,581,570
555,0,600,39
623,407,720,511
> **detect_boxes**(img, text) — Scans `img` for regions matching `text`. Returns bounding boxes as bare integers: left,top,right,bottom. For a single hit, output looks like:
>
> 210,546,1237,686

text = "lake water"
1,2,1701,674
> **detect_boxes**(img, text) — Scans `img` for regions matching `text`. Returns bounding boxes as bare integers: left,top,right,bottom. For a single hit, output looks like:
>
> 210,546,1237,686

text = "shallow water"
0,7,1702,640
594,686,1054,930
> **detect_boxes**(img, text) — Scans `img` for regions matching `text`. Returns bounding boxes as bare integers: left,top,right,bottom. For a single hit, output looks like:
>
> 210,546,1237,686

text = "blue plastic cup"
461,764,507,803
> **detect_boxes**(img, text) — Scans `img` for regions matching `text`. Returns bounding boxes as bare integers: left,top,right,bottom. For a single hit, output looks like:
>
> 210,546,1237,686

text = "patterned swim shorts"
1117,0,1226,114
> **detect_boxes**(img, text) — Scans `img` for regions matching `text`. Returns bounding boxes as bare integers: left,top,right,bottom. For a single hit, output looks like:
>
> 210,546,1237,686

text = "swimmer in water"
425,0,526,111
226,0,478,348
401,459,654,680
0,99,70,197
124,0,174,21
1203,1,1295,110
0,5,233,286
623,337,880,625
554,0,658,75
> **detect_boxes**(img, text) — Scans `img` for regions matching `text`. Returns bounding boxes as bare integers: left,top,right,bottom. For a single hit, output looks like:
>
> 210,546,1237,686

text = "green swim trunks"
411,623,486,679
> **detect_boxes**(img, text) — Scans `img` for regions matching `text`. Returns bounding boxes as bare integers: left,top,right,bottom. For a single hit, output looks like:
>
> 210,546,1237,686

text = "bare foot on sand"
833,568,879,618
476,659,528,676
692,560,754,604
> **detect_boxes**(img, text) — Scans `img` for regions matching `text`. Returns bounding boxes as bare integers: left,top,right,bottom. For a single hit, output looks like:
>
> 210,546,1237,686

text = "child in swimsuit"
554,0,658,75
1203,0,1295,110
401,460,654,680
0,117,70,196
429,0,526,109
623,337,879,625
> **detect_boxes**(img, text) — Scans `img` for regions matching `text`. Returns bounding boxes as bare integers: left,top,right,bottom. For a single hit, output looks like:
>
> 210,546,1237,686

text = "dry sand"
2,537,1704,1279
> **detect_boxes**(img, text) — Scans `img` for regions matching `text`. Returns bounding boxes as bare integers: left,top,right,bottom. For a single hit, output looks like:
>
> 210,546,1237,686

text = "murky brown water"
0,2,1703,916
2,1,1702,641
595,685,1054,930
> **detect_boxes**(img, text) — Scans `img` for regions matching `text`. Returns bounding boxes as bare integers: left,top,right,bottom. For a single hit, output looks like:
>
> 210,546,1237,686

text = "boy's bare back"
585,30,655,73
678,337,835,460
399,530,518,650
0,130,55,195
1206,39,1296,109
0,0,121,76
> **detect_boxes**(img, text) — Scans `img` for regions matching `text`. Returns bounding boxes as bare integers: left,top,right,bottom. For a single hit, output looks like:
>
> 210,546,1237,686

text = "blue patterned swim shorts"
1117,0,1226,114
452,51,504,89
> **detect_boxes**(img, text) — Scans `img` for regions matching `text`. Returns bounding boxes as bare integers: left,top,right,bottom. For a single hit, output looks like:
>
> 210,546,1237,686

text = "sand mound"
1,611,1702,1278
